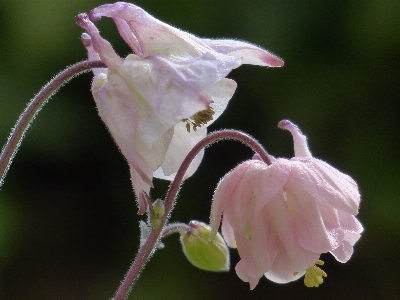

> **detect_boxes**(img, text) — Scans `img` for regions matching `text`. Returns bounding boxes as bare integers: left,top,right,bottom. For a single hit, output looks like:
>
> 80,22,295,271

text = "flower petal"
89,2,206,58
233,208,278,286
207,78,237,126
80,33,107,75
284,183,344,252
124,53,218,121
130,164,151,204
76,13,123,71
330,238,355,263
278,119,312,157
210,160,255,238
202,38,284,67
289,157,361,214
92,68,177,189
221,215,236,248
235,237,261,290
330,211,363,263
337,209,364,233
153,123,206,180
264,193,320,283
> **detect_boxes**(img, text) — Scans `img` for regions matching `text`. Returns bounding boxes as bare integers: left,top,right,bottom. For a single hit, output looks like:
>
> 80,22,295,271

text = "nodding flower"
210,120,363,289
76,2,284,210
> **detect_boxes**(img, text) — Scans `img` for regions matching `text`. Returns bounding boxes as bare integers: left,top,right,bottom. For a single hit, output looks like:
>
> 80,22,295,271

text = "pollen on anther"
182,102,215,132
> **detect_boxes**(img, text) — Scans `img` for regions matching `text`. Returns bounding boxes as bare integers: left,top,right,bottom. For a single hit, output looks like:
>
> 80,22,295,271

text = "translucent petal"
221,215,236,248
202,38,284,67
284,185,344,252
264,194,320,283
288,157,361,214
210,160,255,238
154,123,206,180
124,53,218,121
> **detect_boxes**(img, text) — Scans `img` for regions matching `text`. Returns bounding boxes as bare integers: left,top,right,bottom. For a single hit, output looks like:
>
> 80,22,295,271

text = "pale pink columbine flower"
210,120,363,289
76,2,283,212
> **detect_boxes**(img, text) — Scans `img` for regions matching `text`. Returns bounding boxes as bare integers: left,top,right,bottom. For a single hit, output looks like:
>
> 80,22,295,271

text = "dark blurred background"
1,0,399,299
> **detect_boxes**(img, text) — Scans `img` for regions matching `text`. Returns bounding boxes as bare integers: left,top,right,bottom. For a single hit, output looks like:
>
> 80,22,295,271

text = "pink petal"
337,210,364,233
109,17,143,57
278,119,312,157
264,193,320,282
221,215,236,248
288,157,361,214
330,239,354,263
223,161,274,238
76,13,123,72
284,184,344,252
235,254,261,290
210,160,255,238
130,164,152,205
330,211,363,263
254,159,291,212
234,208,278,284
136,191,149,215
80,33,107,75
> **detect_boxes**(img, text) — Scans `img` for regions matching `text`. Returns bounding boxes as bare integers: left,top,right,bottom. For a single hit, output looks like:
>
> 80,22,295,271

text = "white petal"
124,53,218,121
202,38,284,67
153,123,206,180
207,78,237,126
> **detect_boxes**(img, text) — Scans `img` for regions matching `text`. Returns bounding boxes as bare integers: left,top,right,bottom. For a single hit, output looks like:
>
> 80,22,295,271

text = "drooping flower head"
76,2,284,211
210,120,363,289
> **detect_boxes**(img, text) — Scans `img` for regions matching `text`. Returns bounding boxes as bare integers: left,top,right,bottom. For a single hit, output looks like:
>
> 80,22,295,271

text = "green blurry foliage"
1,0,400,299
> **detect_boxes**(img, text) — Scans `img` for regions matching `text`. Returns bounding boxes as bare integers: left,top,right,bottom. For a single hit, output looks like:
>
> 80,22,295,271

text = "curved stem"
161,222,197,238
0,60,106,188
113,129,270,300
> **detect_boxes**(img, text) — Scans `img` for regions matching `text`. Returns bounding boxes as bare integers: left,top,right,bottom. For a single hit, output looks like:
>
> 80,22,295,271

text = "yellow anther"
304,260,327,288
182,102,215,132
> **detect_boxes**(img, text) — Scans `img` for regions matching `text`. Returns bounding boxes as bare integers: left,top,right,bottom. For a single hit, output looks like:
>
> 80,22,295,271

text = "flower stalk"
113,129,271,300
0,60,106,188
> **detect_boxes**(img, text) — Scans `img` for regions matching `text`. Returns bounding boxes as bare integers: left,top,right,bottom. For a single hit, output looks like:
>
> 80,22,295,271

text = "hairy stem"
161,222,198,238
0,60,106,188
113,129,271,300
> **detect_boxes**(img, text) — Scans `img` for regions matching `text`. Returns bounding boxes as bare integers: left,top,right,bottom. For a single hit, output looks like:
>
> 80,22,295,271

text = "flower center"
303,260,327,288
182,102,215,132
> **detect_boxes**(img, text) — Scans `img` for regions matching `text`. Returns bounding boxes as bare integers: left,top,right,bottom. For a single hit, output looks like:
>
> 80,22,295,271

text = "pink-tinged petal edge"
202,39,284,67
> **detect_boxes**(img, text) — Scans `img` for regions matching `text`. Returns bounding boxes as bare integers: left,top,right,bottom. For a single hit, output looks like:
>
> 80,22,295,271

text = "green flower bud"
151,199,165,229
180,221,230,272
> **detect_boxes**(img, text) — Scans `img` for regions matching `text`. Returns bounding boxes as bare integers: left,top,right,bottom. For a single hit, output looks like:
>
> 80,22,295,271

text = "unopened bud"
180,221,230,272
151,199,165,229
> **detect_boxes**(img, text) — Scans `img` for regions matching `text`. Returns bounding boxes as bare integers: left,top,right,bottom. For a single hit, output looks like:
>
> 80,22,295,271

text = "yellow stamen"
304,260,327,288
182,102,215,132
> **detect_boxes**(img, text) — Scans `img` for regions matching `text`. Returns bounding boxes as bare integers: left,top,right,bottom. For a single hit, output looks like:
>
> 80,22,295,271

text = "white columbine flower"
76,2,283,212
